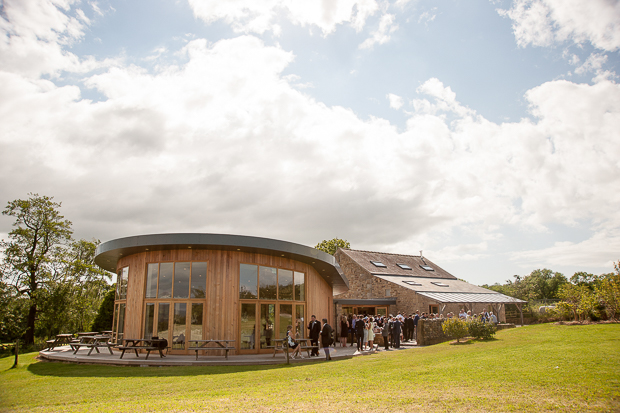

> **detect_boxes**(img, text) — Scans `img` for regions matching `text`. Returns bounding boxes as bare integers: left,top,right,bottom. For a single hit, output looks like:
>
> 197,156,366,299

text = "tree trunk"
24,303,37,345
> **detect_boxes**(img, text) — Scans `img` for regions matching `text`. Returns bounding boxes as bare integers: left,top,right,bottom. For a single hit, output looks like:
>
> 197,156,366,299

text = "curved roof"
94,233,348,290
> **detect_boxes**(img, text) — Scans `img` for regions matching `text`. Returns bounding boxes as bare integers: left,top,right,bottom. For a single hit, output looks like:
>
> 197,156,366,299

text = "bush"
442,318,468,342
468,319,497,340
90,287,115,332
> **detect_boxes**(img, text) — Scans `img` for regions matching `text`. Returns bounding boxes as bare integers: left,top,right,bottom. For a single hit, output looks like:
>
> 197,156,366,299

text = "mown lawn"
1,323,619,412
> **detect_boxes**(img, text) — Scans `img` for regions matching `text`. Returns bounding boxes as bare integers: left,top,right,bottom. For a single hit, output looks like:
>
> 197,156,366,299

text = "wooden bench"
188,340,235,360
70,336,115,356
118,338,165,359
272,339,317,358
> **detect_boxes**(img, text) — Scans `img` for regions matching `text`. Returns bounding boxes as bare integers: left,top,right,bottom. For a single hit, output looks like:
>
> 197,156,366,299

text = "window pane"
172,303,187,350
120,267,129,299
278,269,293,300
158,263,173,298
117,303,126,342
239,264,258,299
115,274,121,300
157,303,170,341
146,264,158,298
191,303,203,341
295,305,305,338
279,304,292,340
294,272,305,301
173,262,190,299
259,266,277,300
260,304,275,349
144,303,155,339
191,262,207,298
112,304,119,341
240,303,256,350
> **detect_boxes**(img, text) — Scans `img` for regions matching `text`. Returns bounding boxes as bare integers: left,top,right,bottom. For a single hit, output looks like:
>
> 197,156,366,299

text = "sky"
1,0,619,286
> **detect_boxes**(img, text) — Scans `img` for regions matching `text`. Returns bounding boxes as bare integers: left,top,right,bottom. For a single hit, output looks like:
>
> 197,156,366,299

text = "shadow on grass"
448,337,499,345
26,357,334,378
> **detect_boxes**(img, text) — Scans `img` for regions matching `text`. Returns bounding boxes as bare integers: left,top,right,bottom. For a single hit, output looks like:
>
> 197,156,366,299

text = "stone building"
333,249,524,323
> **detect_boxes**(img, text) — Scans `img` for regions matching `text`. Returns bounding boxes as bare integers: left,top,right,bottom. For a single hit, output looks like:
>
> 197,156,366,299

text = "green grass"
1,323,619,412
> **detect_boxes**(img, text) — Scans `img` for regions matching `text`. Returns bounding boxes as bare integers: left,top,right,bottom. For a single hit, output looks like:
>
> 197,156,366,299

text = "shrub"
468,319,497,340
442,318,468,343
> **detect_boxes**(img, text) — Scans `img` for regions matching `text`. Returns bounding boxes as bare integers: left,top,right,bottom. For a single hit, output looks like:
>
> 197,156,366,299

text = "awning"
333,298,397,306
416,292,525,304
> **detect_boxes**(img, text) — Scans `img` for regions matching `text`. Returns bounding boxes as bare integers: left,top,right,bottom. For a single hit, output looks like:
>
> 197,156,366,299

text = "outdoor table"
45,334,74,351
71,335,114,356
77,332,98,337
118,338,166,359
188,340,235,360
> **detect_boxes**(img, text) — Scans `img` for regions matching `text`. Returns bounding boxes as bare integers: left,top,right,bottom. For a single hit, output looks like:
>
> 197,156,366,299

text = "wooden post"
11,340,19,369
284,340,290,365
517,303,524,326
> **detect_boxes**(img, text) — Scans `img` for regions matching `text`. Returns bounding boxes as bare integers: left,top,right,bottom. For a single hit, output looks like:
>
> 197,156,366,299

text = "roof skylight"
431,281,449,287
420,265,434,271
370,260,387,268
403,280,422,286
397,263,412,270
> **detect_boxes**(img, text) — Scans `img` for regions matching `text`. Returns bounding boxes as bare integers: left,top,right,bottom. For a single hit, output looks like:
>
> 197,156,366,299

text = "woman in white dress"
367,317,375,351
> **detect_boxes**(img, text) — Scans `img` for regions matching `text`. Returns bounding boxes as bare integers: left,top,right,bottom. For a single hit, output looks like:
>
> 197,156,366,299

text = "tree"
557,283,597,321
1,194,72,345
595,262,620,320
315,238,350,255
441,318,468,343
90,286,116,332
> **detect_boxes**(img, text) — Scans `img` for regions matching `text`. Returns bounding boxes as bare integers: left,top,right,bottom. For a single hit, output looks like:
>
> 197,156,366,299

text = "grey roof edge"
416,291,526,304
95,233,349,290
333,298,398,305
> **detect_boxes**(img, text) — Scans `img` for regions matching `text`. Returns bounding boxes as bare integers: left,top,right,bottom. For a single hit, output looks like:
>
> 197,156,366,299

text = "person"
381,317,390,350
391,316,401,348
362,317,369,350
307,315,321,357
413,311,420,341
286,325,303,359
320,318,333,360
405,314,414,342
338,315,348,347
490,312,498,324
355,314,365,351
367,317,375,351
349,315,356,346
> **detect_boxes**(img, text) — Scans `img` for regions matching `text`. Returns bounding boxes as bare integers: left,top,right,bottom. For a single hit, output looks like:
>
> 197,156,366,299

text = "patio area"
38,341,417,367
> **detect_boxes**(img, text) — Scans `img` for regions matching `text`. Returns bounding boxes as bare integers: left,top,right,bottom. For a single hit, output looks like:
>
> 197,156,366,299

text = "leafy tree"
441,318,468,343
557,283,598,321
0,194,72,344
467,319,497,340
315,238,350,255
0,281,29,342
595,262,620,320
90,286,116,332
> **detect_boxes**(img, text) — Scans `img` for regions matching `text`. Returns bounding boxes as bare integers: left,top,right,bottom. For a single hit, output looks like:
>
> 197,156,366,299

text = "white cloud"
387,93,403,109
187,0,380,35
498,0,620,51
359,13,398,49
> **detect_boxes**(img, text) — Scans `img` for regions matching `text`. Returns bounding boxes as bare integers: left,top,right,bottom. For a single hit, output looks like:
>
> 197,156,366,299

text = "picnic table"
76,332,99,337
70,335,115,356
188,340,235,360
271,338,317,358
45,334,75,351
118,338,166,359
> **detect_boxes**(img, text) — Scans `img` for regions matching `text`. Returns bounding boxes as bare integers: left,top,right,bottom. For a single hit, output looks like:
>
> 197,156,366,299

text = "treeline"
482,266,620,321
0,194,114,345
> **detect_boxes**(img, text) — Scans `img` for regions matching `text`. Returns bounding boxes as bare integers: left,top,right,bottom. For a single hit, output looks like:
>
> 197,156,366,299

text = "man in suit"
307,315,321,356
320,318,333,360
406,314,414,342
355,315,365,351
391,316,402,348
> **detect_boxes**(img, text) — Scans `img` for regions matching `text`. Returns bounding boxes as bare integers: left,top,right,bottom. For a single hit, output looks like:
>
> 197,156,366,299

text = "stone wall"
416,319,448,346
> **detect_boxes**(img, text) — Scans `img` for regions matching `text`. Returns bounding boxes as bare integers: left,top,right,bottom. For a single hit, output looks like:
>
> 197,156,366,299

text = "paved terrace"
39,342,417,367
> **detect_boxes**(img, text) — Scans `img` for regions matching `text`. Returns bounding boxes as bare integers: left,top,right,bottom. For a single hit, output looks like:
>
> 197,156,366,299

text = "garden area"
1,323,618,412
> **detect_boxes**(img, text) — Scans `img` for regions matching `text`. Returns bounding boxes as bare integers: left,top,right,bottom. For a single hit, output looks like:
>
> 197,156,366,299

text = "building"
334,249,524,322
94,233,347,355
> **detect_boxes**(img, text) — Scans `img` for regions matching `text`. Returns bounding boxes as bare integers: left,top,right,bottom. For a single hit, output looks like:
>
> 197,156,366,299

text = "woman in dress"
339,315,349,347
362,317,369,351
367,317,375,351
286,325,303,359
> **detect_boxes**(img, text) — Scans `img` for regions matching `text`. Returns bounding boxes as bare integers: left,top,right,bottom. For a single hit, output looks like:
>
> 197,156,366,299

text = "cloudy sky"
1,0,619,286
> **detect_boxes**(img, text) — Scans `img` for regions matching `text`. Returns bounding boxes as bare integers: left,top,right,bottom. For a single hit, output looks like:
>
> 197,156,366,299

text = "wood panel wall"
115,249,334,355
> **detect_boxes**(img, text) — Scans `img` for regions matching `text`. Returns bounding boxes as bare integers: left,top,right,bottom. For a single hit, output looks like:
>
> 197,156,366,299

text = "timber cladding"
115,249,332,355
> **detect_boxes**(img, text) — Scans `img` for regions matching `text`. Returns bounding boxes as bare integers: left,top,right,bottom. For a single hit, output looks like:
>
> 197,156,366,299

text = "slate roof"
339,249,457,280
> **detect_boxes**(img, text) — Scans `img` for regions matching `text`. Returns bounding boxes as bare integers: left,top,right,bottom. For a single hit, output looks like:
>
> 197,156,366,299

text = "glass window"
260,304,276,349
158,263,173,298
112,304,119,340
146,264,158,298
295,305,305,338
279,304,292,340
278,269,293,300
157,303,170,340
190,303,203,341
294,272,305,301
259,266,277,299
144,303,155,339
119,267,129,299
117,303,126,342
173,262,190,299
240,303,256,350
239,264,258,299
191,262,207,298
172,303,187,350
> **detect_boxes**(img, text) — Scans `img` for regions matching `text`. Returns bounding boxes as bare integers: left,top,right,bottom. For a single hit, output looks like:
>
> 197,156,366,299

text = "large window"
146,262,207,299
239,265,305,301
116,267,129,300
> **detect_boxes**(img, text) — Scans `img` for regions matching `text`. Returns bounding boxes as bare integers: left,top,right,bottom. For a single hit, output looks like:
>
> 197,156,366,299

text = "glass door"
240,303,257,351
260,303,276,349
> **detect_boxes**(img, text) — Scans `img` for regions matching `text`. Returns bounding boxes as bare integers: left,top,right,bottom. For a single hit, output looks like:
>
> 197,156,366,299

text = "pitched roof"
338,249,457,280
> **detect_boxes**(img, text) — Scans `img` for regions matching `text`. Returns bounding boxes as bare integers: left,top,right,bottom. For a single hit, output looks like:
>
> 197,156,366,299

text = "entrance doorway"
239,301,305,354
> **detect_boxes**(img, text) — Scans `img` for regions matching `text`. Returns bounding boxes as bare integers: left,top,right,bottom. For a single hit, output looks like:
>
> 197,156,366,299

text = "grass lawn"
1,323,619,412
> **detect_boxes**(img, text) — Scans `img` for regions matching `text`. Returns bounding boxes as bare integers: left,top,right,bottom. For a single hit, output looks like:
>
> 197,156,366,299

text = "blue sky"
1,0,619,285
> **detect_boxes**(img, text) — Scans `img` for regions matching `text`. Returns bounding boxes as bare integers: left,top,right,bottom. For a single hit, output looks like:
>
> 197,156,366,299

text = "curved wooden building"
94,234,348,355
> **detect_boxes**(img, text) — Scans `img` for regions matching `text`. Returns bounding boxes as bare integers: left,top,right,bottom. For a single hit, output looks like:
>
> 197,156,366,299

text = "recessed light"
188,246,192,249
